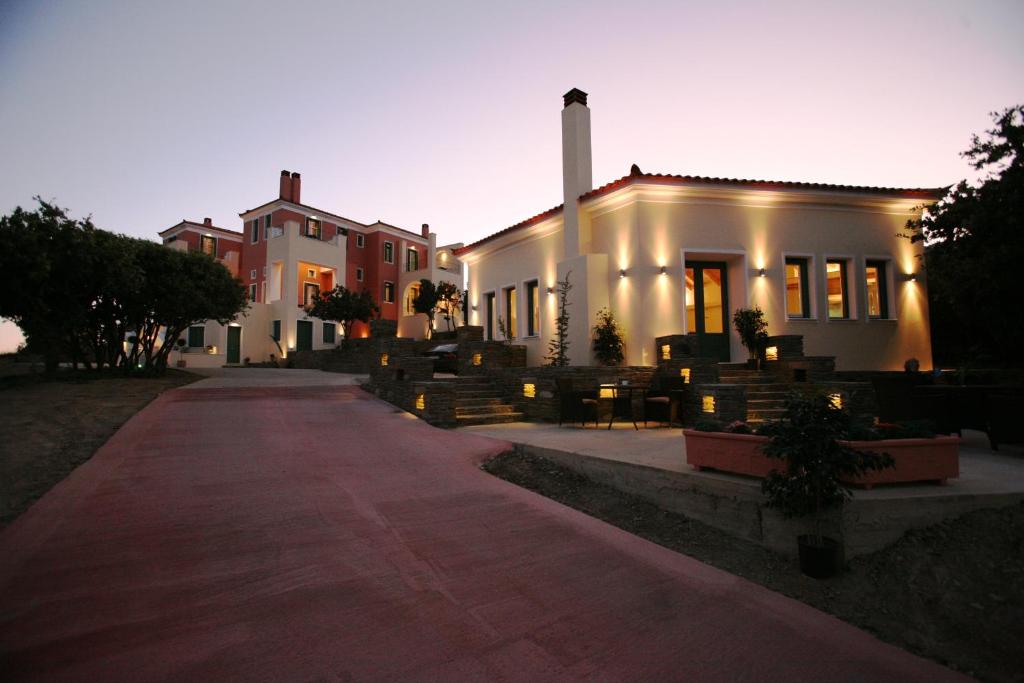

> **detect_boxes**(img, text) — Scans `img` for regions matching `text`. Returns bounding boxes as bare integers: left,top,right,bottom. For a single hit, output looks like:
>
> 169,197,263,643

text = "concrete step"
456,404,519,417
454,389,504,399
455,412,524,426
455,397,504,408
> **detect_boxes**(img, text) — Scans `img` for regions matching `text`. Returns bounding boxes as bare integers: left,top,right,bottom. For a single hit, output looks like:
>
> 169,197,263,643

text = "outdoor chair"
556,377,599,427
643,376,687,427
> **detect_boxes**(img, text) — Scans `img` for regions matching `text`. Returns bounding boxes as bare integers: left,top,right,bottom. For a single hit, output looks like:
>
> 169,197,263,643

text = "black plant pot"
797,535,843,579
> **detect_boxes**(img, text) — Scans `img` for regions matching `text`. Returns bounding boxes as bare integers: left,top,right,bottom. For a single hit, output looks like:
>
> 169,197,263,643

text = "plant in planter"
732,307,769,368
174,338,187,367
760,393,893,578
592,308,625,366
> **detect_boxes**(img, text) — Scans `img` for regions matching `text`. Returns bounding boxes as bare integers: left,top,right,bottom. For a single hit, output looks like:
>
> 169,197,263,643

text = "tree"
592,307,624,366
904,105,1024,364
307,285,379,344
545,271,572,366
732,307,769,361
412,279,439,338
436,281,462,332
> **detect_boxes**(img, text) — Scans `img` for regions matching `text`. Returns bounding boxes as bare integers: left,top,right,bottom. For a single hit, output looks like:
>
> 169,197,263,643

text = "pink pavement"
0,385,969,681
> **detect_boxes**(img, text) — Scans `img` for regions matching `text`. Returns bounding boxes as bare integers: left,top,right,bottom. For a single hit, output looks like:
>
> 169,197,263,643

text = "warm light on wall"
661,344,671,360
765,346,779,361
415,393,425,410
523,383,536,398
680,368,691,383
702,394,716,413
619,269,627,278
829,393,843,409
471,353,482,366
380,353,389,367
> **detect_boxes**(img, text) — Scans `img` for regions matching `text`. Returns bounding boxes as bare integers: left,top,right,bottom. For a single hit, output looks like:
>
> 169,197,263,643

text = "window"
305,217,322,239
262,265,267,276
356,267,364,282
248,283,257,301
250,269,257,280
303,282,320,308
323,322,336,344
406,247,419,272
250,220,259,243
785,257,811,319
405,282,421,316
526,280,539,336
865,260,889,319
356,233,365,248
383,281,395,304
271,320,281,342
264,214,272,232
383,241,394,264
485,292,495,340
200,235,216,256
504,286,517,339
826,260,850,319
187,326,205,348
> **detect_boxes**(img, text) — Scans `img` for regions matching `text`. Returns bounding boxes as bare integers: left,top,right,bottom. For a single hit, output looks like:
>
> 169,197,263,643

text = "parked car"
422,343,458,374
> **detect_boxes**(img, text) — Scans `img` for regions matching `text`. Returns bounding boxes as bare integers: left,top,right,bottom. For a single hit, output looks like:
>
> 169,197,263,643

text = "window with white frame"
865,260,890,319
356,267,364,282
250,269,257,280
356,233,365,248
250,220,259,244
249,283,257,301
826,259,850,319
406,247,419,272
784,257,811,319
383,281,395,304
383,241,394,264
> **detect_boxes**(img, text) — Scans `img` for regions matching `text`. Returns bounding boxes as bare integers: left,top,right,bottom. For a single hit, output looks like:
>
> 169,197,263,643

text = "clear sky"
1,0,1022,352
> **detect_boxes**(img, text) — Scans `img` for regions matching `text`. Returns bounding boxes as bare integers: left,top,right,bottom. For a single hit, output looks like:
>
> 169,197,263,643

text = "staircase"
718,364,789,425
453,376,524,426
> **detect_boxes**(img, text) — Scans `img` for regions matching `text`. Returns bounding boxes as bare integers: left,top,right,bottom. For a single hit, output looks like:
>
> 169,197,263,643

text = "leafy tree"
436,281,462,332
904,105,1024,364
412,279,439,338
545,271,572,366
308,285,379,344
732,307,769,361
592,307,624,366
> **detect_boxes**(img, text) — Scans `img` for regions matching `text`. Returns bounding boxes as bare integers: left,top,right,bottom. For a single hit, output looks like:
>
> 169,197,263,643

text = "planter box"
683,430,959,486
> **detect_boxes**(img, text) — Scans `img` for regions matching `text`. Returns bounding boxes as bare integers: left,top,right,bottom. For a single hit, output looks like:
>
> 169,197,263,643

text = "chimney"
561,88,592,259
279,170,292,202
203,217,212,227
291,172,301,204
421,223,430,238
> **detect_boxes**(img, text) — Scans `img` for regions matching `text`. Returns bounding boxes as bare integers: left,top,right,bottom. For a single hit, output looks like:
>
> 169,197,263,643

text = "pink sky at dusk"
1,0,1022,352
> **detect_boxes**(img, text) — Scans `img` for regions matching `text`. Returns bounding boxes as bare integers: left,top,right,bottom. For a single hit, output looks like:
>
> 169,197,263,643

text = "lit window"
406,247,419,272
865,261,889,319
526,280,539,336
405,283,421,316
504,287,517,338
383,281,395,304
305,218,322,239
383,241,394,264
200,235,216,256
826,260,849,319
785,258,810,318
702,394,716,413
523,383,536,398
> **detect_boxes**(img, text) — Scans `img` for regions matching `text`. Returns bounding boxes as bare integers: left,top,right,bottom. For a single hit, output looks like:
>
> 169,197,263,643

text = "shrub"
732,307,769,360
592,308,625,366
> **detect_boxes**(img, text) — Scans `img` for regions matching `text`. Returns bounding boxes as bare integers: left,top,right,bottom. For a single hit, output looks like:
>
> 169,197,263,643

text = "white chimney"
561,88,592,259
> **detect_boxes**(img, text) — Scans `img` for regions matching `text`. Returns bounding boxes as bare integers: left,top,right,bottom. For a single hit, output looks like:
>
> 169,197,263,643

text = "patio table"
600,383,640,430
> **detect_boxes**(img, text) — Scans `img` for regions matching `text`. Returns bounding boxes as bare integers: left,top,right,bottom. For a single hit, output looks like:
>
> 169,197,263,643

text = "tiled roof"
159,220,243,237
454,168,946,256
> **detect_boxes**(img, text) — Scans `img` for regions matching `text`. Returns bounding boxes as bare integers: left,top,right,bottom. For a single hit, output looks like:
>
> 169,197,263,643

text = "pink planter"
683,430,960,487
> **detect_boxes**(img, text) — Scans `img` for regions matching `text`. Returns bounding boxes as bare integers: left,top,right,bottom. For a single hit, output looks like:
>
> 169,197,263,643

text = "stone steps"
456,404,519,417
450,377,524,426
456,411,525,426
455,397,505,408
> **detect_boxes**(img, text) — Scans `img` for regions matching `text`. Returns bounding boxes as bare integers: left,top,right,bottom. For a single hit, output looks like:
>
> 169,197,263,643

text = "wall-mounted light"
680,368,691,383
415,393,425,410
661,344,671,361
619,269,627,278
702,394,716,414
828,393,843,409
523,383,536,398
546,287,554,294
471,305,478,311
907,273,918,282
471,353,482,366
380,353,389,367
659,265,667,275
599,386,616,399
765,345,779,361
758,268,767,277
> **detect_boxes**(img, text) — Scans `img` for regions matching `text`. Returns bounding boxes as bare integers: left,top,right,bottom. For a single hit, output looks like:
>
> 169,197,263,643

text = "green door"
296,320,313,352
226,326,241,364
685,261,730,362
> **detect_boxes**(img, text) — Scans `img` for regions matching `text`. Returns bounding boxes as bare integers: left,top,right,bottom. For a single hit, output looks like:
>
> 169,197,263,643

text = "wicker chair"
556,377,599,427
643,376,687,427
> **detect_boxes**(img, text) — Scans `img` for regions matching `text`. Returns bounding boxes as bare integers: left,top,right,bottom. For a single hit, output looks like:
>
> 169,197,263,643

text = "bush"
732,307,769,360
592,308,624,366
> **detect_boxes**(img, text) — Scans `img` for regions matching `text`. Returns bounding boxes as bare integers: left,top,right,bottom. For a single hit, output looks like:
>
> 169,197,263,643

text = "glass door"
685,261,730,361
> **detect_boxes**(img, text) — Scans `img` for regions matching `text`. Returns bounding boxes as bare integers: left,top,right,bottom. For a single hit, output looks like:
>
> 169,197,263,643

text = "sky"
1,0,1022,351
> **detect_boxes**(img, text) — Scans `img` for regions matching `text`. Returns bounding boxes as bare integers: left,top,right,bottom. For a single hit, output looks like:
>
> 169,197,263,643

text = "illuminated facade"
455,89,942,370
159,171,460,365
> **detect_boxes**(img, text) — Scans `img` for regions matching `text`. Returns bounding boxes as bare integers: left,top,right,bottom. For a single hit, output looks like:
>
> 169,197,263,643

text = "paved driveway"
0,375,967,681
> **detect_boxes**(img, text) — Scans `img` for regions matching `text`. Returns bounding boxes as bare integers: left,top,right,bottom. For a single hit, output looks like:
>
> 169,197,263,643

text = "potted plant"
732,307,768,369
760,393,893,578
174,338,187,367
592,307,624,366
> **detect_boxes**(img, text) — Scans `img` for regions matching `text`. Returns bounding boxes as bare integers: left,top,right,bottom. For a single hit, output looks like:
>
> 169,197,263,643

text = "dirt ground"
483,450,1024,683
0,370,198,527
